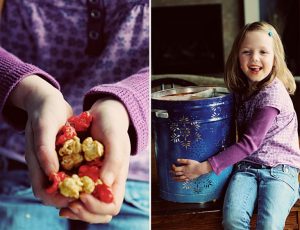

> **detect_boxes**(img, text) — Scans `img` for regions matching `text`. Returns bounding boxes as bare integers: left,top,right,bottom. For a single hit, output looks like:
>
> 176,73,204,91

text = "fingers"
176,158,190,164
25,122,70,207
30,99,72,176
59,201,113,224
74,133,130,218
173,175,189,182
78,194,119,216
61,167,127,223
25,122,44,199
59,179,124,223
31,114,60,175
171,159,193,182
171,163,184,172
90,121,130,186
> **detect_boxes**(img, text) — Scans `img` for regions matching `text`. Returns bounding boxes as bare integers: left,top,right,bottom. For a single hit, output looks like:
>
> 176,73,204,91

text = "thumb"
32,119,60,175
100,136,130,187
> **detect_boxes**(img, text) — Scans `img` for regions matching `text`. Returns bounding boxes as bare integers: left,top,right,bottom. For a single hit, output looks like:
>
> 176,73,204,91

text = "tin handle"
152,109,169,118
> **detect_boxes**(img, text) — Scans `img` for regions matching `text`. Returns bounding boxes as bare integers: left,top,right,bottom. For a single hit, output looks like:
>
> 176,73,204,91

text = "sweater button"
89,31,100,40
90,9,101,19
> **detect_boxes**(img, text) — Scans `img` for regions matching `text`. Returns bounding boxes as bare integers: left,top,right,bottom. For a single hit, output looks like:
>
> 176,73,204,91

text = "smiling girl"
172,21,300,229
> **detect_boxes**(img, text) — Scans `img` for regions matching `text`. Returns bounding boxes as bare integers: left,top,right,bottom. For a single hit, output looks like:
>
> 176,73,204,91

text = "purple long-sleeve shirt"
209,78,300,174
208,107,278,174
0,0,149,181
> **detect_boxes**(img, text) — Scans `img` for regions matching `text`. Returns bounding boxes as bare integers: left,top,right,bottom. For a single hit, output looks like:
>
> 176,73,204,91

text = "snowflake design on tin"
169,115,202,149
182,181,192,190
182,178,214,194
210,106,219,119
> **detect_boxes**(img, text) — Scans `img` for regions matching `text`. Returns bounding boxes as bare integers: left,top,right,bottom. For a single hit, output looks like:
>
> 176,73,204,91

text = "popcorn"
59,175,83,199
82,137,104,161
81,176,95,194
59,136,83,170
59,175,96,199
59,136,82,156
56,125,77,146
46,111,114,203
60,153,84,170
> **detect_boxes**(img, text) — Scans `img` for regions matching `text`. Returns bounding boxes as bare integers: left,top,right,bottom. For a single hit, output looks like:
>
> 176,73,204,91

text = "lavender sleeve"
83,67,149,155
0,47,60,129
208,106,279,175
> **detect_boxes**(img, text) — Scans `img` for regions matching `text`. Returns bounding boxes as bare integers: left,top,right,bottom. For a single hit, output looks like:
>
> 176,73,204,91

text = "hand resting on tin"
171,159,212,182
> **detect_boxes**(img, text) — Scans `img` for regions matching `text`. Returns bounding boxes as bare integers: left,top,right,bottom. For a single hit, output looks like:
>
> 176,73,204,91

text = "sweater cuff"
83,86,147,155
208,157,222,175
1,64,60,130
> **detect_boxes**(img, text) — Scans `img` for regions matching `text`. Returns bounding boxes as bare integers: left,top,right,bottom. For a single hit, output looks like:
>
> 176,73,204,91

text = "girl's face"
239,30,274,84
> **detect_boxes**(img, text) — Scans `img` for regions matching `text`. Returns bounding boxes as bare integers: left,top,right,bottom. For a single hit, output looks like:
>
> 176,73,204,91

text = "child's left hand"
59,98,131,223
171,159,212,182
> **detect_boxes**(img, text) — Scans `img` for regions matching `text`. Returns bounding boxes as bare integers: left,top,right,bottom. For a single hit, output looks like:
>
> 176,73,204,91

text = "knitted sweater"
0,0,149,181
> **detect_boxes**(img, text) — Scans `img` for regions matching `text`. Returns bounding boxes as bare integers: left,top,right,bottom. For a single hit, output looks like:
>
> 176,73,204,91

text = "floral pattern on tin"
169,115,202,150
182,177,214,194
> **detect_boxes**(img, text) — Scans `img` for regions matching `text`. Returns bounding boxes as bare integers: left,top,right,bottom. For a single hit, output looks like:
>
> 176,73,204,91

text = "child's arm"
208,106,278,174
172,106,278,180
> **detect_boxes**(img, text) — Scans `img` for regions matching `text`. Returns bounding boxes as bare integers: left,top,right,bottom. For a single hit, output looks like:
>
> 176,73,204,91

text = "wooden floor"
151,150,300,230
152,184,300,230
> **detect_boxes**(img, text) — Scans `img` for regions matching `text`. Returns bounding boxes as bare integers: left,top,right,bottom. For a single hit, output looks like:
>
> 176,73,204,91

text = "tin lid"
151,86,229,101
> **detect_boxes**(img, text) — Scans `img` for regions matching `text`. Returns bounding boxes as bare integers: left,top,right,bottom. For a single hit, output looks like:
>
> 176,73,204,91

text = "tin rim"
151,86,230,101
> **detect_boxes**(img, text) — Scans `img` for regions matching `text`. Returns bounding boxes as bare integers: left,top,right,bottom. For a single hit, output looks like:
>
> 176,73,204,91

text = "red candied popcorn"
68,111,93,132
86,158,104,168
46,171,68,194
78,165,100,182
93,183,114,203
55,125,77,146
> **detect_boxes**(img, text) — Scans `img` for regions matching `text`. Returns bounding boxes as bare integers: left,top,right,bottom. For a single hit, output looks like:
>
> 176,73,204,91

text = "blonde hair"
224,21,296,95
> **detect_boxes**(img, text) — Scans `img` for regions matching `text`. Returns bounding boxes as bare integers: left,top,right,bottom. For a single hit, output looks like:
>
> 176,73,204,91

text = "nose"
251,52,259,62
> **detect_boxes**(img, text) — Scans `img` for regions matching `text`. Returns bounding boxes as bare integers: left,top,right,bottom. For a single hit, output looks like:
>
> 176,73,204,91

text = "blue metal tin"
152,86,235,203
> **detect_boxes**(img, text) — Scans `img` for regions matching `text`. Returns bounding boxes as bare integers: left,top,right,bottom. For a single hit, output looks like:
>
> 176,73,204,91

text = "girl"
0,0,149,229
172,21,300,229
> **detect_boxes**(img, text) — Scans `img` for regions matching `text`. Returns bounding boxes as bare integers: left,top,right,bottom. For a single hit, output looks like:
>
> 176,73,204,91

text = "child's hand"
171,159,212,182
59,98,131,223
9,75,73,207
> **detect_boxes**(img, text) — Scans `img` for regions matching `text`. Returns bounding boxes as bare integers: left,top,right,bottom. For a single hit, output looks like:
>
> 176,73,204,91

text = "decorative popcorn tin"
152,86,235,203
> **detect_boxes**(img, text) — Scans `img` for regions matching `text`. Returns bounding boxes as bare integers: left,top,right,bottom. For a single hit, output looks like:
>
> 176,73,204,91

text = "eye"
260,50,269,55
242,50,251,55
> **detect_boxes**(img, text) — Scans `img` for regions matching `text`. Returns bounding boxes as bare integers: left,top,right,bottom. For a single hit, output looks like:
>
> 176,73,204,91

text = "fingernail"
60,215,69,219
71,207,79,214
79,194,87,204
46,164,57,175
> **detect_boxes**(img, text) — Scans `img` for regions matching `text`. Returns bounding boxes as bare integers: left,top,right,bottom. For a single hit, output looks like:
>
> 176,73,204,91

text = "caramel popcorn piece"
58,136,83,170
59,174,83,199
82,137,104,161
59,136,82,156
81,176,95,194
60,153,84,170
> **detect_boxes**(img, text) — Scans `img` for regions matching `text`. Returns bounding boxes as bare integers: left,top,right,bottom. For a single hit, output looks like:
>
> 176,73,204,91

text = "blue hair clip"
268,31,273,37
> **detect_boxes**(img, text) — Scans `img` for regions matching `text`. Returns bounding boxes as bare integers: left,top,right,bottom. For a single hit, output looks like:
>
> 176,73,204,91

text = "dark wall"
152,4,224,75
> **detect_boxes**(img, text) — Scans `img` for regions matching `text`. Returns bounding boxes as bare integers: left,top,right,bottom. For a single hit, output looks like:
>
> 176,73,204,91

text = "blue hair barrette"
268,31,273,37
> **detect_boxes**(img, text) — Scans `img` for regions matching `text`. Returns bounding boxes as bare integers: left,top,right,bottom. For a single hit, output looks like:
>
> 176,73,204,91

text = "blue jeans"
223,162,299,230
0,157,149,230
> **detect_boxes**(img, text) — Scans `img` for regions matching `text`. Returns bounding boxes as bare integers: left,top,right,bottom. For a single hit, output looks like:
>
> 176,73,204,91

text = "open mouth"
249,66,262,73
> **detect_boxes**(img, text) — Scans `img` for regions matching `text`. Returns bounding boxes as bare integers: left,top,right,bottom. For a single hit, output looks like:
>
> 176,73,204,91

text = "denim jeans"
223,161,299,230
0,157,149,230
